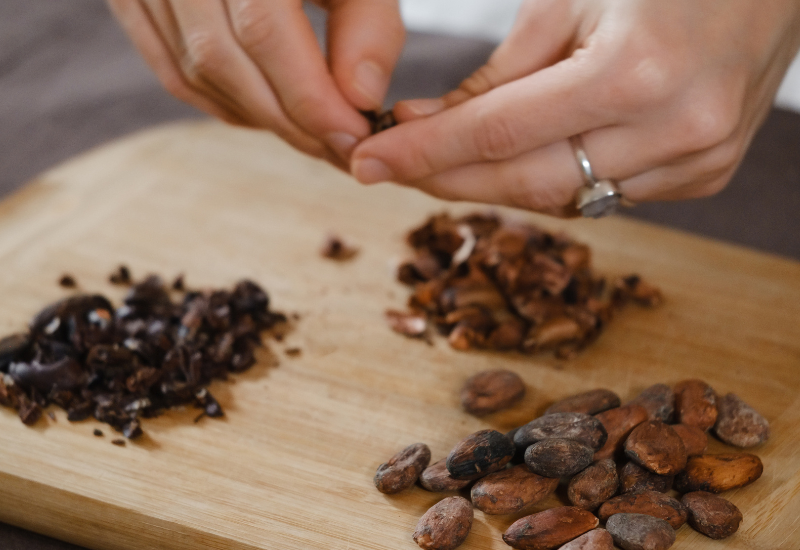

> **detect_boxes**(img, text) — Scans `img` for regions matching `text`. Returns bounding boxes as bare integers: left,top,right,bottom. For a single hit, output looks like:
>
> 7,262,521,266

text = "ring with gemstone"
569,135,628,218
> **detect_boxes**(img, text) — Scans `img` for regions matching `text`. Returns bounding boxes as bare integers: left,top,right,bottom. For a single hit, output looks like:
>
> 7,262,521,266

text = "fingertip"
351,156,395,184
351,60,390,110
393,98,446,123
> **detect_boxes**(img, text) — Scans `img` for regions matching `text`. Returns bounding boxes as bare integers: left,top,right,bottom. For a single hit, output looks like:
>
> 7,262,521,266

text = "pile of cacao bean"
0,269,288,440
388,213,662,358
374,374,769,550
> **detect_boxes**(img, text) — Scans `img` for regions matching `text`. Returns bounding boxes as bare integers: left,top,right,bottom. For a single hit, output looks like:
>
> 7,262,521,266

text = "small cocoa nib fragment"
593,404,649,461
460,369,525,416
598,491,687,530
446,429,515,480
93,429,103,437
605,513,675,550
567,459,619,511
545,388,621,416
674,379,718,431
419,459,472,492
674,453,763,493
681,491,743,539
629,384,674,423
471,464,559,515
613,276,664,307
670,424,708,457
109,265,132,285
59,274,77,288
713,392,770,448
619,461,673,494
320,234,359,261
374,443,431,494
412,496,473,550
362,110,398,134
524,438,594,478
111,438,126,446
502,506,599,550
514,412,608,451
385,310,428,339
557,529,614,550
624,421,687,476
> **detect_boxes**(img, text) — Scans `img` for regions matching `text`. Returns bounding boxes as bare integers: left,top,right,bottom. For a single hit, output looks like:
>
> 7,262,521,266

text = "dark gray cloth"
0,1,798,549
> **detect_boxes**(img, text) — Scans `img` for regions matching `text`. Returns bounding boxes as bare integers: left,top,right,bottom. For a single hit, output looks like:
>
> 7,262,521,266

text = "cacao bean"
619,461,673,494
556,529,614,550
460,369,525,416
567,459,619,511
597,491,687,529
502,506,599,550
670,424,707,456
629,384,673,423
681,491,743,539
374,443,431,494
413,496,473,550
446,429,514,480
674,379,717,431
593,404,648,461
471,464,558,515
545,389,621,416
713,392,770,448
525,438,594,478
624,421,687,475
419,459,472,492
514,412,607,451
674,453,763,493
605,513,675,550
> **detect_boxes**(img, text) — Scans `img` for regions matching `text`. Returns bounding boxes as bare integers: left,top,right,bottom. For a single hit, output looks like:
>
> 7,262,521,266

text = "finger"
107,0,244,124
225,0,372,159
324,0,405,111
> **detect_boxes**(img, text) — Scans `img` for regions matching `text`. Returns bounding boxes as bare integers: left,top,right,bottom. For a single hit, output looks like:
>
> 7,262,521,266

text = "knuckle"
471,110,521,161
504,169,572,213
284,92,325,126
181,32,227,81
458,65,501,99
679,98,740,152
230,0,276,50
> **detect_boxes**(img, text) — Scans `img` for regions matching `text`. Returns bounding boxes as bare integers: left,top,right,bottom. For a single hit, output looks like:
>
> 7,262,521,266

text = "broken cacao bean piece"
385,310,428,339
713,392,770,448
624,421,687,476
524,438,594,478
446,429,515,480
557,529,614,550
320,234,359,261
109,265,132,285
593,404,649,461
567,459,619,511
619,461,673,494
514,412,607,451
670,424,708,457
460,369,525,416
545,388,620,416
59,274,77,288
674,379,717,431
674,453,763,493
471,464,559,515
628,384,674,423
362,110,398,134
374,443,432,494
502,506,599,550
605,513,675,550
681,491,742,539
412,496,473,550
598,491,687,530
419,459,472,492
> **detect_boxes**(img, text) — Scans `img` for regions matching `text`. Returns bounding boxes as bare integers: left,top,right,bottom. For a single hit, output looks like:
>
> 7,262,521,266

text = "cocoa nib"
109,264,132,285
362,110,398,134
681,491,743,539
502,507,599,550
674,453,763,493
59,274,77,288
460,369,525,416
320,234,359,261
713,392,770,448
413,496,473,550
446,429,515,480
374,443,431,494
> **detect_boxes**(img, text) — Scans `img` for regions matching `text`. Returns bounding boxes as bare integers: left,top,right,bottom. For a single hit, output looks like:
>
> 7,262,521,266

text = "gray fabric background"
0,2,798,549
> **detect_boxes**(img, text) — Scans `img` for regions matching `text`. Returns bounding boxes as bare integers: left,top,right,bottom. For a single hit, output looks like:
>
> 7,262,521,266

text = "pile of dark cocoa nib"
0,266,288,442
387,213,662,358
375,372,769,550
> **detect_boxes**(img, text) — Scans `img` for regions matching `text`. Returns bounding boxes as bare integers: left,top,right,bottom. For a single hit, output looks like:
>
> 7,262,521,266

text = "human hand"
351,0,800,216
107,0,405,168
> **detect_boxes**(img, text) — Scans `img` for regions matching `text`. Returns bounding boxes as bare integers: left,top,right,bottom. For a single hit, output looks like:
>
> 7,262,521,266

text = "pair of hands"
109,0,800,216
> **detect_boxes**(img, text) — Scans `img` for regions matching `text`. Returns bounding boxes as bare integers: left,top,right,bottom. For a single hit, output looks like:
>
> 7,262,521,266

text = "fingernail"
402,98,446,118
353,61,388,108
326,132,358,162
352,157,394,184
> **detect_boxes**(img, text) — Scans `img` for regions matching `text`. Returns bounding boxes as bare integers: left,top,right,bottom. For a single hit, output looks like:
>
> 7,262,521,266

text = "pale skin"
109,0,800,216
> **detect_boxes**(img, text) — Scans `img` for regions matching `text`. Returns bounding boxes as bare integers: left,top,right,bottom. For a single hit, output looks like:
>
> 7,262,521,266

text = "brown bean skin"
460,369,526,416
598,491,687,529
446,429,515,480
413,496,473,550
674,379,717,431
525,438,595,478
567,459,619,511
624,421,687,476
619,461,673,494
557,529,614,550
713,392,770,448
593,404,649,461
545,389,621,416
471,464,559,515
674,453,763,493
514,412,608,451
629,384,674,423
681,491,743,539
503,507,599,550
419,459,472,492
605,513,676,550
671,424,708,457
374,443,432,494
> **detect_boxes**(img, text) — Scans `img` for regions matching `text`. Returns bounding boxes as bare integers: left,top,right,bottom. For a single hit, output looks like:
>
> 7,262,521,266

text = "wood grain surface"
0,121,798,550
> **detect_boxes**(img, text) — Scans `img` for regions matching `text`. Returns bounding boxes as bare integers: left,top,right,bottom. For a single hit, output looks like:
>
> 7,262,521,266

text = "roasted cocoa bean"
567,459,619,511
412,496,473,550
674,379,717,431
525,438,594,478
514,412,607,451
624,421,687,476
605,513,675,550
593,404,649,461
681,491,742,539
502,506,599,550
674,453,763,493
713,392,770,448
545,389,620,416
619,461,673,494
557,529,614,550
629,384,674,423
671,424,708,457
419,459,472,492
471,464,559,515
374,443,431,494
460,369,525,416
446,429,515,480
598,491,687,530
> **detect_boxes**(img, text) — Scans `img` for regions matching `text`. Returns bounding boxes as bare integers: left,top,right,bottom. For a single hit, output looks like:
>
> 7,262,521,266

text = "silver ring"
569,135,626,218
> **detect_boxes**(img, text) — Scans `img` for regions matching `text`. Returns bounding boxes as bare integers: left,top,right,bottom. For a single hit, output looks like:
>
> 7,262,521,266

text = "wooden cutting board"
0,121,798,550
